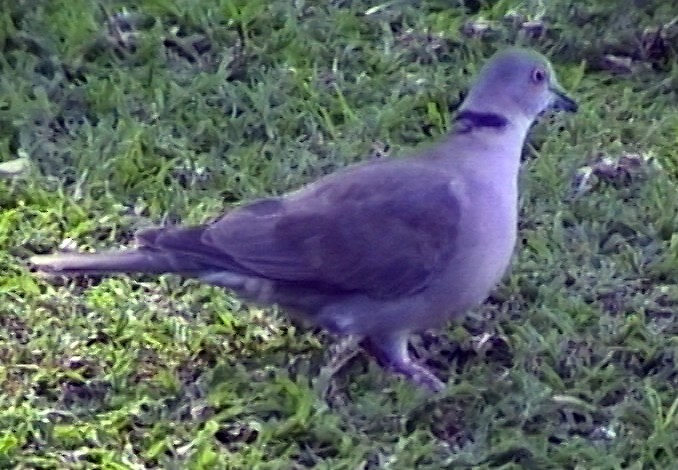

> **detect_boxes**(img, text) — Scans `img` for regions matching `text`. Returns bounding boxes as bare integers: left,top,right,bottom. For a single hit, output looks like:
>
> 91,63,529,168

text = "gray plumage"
31,48,577,391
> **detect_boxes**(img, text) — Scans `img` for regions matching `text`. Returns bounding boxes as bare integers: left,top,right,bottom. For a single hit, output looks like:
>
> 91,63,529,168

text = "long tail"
30,249,205,276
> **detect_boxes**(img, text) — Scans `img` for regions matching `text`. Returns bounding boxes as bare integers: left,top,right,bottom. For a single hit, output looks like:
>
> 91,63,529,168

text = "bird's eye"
531,68,547,84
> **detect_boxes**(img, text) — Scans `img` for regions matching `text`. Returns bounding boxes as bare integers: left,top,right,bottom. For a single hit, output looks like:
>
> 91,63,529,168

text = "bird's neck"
447,110,532,188
455,100,532,138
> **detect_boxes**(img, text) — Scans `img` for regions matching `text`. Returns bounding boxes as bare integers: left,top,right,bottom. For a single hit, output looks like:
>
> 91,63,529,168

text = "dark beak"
550,87,578,113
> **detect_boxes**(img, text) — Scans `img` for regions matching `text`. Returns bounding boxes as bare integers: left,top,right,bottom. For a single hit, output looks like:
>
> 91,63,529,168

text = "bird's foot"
393,360,445,393
360,335,445,393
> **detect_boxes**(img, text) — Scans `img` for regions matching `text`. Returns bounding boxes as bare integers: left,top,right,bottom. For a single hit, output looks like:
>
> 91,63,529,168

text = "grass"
1,0,678,468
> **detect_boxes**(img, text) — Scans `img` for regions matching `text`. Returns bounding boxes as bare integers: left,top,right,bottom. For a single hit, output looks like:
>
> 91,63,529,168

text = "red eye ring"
531,68,547,83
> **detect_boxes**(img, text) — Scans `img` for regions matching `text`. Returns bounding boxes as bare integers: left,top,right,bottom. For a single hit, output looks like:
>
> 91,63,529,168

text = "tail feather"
30,249,206,276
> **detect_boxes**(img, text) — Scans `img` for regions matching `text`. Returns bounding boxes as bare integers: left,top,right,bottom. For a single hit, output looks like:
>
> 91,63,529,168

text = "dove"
30,48,577,391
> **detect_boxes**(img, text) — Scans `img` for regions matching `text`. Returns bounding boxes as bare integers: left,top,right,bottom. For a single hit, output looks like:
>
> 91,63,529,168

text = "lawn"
1,0,678,468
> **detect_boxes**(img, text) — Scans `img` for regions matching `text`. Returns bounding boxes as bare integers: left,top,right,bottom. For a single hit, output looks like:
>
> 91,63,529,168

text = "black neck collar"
454,110,509,132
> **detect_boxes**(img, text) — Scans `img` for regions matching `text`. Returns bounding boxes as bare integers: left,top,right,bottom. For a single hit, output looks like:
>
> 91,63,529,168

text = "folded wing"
139,162,461,299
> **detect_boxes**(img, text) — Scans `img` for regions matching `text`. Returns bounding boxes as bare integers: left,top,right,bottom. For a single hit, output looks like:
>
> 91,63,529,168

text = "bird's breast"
435,175,518,317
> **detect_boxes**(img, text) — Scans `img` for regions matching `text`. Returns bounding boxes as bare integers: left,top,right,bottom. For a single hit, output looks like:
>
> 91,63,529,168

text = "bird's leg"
360,334,445,393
